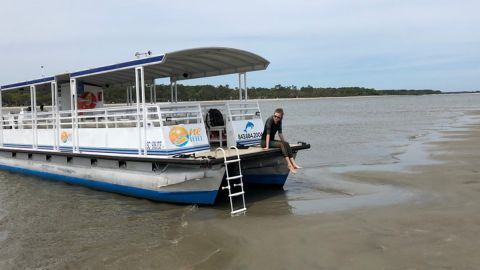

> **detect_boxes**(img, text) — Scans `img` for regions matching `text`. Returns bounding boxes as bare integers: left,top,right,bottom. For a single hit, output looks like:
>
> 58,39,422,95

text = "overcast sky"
0,0,478,91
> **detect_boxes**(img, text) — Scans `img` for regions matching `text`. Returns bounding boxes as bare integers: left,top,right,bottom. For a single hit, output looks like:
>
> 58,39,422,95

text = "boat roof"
1,47,269,91
1,77,56,91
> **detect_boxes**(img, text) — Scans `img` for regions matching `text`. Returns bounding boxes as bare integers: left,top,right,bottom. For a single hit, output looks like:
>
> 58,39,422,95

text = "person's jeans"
261,140,293,158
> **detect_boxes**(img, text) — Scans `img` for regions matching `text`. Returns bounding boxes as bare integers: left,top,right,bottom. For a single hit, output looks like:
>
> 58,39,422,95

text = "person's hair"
274,108,284,116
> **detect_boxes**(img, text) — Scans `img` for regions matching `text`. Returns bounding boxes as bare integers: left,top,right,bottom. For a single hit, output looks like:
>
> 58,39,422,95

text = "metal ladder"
215,146,247,215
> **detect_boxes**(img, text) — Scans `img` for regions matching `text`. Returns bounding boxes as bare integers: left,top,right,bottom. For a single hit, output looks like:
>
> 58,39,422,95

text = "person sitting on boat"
261,108,302,173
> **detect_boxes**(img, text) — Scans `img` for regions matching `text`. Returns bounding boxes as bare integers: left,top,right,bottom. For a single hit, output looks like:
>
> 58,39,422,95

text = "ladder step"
231,208,247,215
229,191,245,197
217,147,247,215
225,159,240,164
227,175,242,180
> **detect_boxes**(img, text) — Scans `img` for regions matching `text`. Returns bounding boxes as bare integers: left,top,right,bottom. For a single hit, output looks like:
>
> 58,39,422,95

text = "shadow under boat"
212,181,293,215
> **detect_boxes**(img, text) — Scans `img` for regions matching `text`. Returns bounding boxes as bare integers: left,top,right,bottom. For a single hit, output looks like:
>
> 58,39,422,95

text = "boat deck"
0,143,310,166
198,145,274,159
184,142,309,164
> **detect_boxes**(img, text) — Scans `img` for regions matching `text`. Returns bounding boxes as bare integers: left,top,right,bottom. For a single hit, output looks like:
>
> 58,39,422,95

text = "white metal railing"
0,103,206,154
159,103,204,126
226,101,262,122
75,106,151,128
0,105,202,130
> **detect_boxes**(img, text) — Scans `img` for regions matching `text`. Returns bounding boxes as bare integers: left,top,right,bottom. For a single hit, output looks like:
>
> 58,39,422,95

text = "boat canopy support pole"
139,67,147,155
70,79,79,153
238,72,248,101
238,74,242,100
31,85,38,149
30,86,34,146
50,82,55,149
170,81,174,103
153,82,157,103
244,73,248,100
129,86,134,105
51,82,59,151
54,81,60,151
175,81,178,102
135,67,143,155
74,81,79,152
170,79,178,103
149,83,154,104
0,90,3,147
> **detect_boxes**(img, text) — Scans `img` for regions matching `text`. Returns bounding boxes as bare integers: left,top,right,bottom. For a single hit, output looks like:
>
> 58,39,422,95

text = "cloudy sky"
0,0,478,91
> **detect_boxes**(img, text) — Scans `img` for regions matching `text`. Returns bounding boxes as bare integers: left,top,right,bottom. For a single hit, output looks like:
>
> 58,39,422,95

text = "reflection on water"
0,94,480,269
214,185,293,216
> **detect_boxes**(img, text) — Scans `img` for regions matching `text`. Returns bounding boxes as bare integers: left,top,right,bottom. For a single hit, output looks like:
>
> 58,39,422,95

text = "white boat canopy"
1,47,269,90
70,47,269,86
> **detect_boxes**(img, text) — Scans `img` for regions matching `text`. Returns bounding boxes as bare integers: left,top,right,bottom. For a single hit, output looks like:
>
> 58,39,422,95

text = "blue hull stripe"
3,143,210,156
0,164,218,205
238,141,261,146
243,173,289,186
237,138,261,146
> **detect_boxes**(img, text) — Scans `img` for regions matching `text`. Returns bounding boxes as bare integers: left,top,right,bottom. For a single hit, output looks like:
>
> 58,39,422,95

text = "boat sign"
230,119,263,146
162,124,209,150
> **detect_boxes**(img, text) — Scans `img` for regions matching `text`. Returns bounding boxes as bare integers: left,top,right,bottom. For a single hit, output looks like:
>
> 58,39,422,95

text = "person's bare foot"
288,165,298,173
290,159,302,169
291,162,302,169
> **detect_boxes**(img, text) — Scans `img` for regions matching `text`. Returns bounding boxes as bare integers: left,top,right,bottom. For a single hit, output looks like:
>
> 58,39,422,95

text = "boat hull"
241,154,296,186
0,154,225,205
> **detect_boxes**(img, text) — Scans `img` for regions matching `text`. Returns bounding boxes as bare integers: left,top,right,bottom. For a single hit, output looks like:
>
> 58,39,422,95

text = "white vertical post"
74,84,78,152
170,80,174,103
153,83,157,103
149,84,153,103
50,82,55,150
243,73,248,101
139,67,147,155
174,82,178,102
70,79,78,153
238,73,242,100
135,67,142,155
31,85,38,149
30,85,34,146
0,89,3,147
53,81,60,151
69,79,75,151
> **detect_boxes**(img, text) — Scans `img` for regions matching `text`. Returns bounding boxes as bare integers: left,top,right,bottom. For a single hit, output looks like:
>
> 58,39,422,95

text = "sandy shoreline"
1,109,479,269
165,111,480,270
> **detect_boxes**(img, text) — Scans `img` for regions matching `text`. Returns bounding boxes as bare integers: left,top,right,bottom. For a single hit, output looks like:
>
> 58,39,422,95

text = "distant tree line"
103,84,442,103
1,84,444,106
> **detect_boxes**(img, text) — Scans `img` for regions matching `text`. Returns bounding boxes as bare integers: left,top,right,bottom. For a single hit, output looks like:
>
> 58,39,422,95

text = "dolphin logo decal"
244,121,254,133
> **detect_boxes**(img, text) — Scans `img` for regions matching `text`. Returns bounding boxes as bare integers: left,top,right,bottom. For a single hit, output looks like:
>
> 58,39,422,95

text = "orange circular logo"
169,125,189,147
60,131,70,143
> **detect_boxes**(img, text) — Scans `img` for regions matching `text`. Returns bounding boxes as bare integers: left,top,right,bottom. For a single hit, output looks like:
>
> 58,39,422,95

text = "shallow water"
0,93,479,269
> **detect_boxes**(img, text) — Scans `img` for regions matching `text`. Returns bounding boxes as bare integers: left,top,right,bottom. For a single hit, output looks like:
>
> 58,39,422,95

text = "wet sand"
167,117,480,269
1,112,480,269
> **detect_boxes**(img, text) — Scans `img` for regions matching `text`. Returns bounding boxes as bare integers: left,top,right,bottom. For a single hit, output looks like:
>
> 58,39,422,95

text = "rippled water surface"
1,94,479,269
